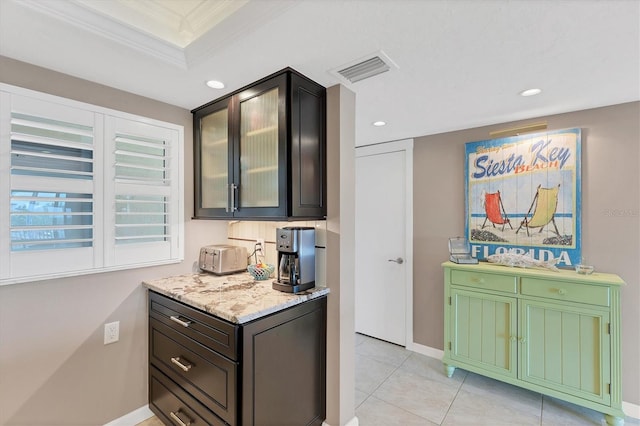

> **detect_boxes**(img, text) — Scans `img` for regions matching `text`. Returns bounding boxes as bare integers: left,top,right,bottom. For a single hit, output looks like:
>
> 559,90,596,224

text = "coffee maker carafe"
273,227,315,293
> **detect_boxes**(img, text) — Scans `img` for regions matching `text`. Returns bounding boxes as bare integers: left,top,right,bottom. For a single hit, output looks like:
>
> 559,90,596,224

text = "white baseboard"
406,341,444,360
623,401,640,420
104,405,154,426
322,416,359,426
405,342,640,421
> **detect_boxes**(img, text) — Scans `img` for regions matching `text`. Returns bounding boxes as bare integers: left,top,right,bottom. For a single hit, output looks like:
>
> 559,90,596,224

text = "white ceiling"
1,0,638,146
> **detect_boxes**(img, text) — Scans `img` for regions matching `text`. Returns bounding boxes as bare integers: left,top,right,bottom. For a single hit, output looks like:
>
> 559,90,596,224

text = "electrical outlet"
104,321,119,345
256,238,265,256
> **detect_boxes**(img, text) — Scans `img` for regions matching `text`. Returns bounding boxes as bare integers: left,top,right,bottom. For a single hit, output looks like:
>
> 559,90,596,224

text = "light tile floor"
138,333,639,426
137,416,164,426
354,333,639,426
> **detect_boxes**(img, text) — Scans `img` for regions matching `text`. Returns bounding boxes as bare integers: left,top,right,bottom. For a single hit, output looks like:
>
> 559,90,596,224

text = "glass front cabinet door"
236,75,287,216
196,97,231,213
194,69,326,220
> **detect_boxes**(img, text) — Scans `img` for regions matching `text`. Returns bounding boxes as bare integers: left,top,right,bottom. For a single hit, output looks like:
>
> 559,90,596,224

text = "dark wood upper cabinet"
193,68,326,220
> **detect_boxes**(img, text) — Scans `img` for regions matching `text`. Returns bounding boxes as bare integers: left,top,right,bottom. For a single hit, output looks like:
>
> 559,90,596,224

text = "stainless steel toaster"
199,245,248,275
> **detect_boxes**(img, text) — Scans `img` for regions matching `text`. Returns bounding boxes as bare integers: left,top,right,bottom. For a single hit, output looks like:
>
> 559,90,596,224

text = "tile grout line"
360,353,440,426
354,341,412,412
438,369,469,425
361,351,441,425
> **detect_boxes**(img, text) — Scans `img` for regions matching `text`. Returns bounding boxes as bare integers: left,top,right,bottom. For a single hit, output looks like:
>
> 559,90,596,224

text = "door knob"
388,257,404,264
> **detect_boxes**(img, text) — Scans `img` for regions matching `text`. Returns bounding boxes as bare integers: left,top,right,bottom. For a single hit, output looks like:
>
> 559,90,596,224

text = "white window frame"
0,83,184,286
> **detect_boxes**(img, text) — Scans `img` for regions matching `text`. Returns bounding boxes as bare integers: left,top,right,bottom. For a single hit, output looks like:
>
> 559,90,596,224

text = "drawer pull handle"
170,356,193,372
471,277,485,284
557,288,567,295
170,316,191,327
169,410,192,426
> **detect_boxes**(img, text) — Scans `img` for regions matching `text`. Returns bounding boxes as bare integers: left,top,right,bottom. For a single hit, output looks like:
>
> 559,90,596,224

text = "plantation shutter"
2,94,102,279
105,116,180,266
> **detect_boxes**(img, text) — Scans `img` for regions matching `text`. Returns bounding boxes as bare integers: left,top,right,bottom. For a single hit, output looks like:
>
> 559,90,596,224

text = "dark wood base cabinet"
148,291,327,426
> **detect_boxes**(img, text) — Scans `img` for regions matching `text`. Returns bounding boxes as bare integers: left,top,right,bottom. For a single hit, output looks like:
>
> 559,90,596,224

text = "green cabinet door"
520,299,611,405
449,288,518,379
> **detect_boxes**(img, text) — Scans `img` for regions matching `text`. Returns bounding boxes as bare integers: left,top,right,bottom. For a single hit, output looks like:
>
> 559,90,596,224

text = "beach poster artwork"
465,128,581,268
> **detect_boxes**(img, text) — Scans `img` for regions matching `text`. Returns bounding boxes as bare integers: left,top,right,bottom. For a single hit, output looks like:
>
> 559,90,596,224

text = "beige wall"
0,56,229,425
413,101,640,406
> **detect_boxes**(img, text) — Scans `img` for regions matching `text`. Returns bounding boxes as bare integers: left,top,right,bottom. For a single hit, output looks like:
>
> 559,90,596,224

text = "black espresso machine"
273,227,315,293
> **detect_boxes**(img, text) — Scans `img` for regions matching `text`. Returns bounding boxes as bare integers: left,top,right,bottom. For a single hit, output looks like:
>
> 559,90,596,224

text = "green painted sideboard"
442,261,626,426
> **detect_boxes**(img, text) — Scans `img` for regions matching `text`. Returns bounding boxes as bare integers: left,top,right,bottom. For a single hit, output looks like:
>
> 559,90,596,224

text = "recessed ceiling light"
206,80,225,89
520,88,542,97
372,121,386,127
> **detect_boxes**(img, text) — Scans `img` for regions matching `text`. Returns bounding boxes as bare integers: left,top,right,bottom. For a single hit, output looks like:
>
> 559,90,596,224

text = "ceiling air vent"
333,51,397,84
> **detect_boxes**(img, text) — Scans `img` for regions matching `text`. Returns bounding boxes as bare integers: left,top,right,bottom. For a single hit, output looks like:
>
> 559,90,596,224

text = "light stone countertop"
142,272,330,324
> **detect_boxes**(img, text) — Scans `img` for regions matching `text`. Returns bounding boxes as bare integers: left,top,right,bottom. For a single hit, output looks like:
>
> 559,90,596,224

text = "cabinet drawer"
150,366,226,426
150,318,237,425
520,278,610,306
450,270,517,294
149,290,238,360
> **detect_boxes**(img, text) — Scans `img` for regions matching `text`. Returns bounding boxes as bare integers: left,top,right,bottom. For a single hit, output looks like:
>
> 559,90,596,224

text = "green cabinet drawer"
520,278,610,307
450,270,517,294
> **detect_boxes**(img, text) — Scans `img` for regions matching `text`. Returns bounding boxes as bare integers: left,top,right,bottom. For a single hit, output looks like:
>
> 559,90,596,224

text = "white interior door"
355,139,413,346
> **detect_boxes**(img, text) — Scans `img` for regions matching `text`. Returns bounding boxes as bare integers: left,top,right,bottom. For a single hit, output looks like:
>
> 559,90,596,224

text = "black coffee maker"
273,227,315,293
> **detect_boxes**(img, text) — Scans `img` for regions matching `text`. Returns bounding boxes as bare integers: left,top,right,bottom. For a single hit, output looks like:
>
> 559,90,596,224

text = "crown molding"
16,0,188,69
184,0,297,68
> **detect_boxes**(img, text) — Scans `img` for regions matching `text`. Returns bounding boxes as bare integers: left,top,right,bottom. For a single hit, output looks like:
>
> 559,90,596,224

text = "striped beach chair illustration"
516,184,561,237
481,191,512,231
